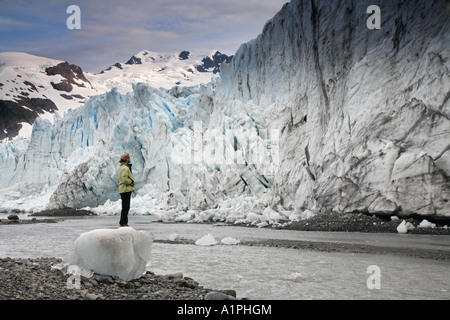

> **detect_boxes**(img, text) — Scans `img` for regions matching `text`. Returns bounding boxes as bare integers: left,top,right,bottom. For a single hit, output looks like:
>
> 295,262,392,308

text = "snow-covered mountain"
0,52,97,140
0,0,449,223
91,50,232,93
0,50,232,141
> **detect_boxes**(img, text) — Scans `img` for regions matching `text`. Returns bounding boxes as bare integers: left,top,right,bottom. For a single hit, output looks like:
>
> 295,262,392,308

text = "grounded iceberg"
69,227,154,281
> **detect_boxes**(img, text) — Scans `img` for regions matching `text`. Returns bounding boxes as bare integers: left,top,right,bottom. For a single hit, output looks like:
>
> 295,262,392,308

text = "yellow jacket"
118,163,135,194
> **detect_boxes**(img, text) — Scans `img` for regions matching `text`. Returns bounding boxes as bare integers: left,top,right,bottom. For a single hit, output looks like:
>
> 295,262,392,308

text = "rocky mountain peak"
45,61,93,92
195,51,233,74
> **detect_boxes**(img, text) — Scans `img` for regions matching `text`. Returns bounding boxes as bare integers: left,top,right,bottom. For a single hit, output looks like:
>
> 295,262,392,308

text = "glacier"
0,0,449,222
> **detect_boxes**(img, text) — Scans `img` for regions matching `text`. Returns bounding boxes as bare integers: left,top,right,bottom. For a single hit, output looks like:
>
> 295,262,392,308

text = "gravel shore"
0,257,235,300
286,211,450,235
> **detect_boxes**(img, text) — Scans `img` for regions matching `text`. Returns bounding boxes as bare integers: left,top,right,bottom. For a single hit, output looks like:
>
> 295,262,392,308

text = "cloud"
0,16,32,30
0,0,288,72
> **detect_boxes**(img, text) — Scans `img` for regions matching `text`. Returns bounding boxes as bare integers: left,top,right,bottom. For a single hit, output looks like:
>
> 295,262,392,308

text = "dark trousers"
120,192,132,226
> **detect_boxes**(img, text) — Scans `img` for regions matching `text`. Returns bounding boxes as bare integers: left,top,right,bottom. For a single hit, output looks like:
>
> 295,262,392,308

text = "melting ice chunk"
221,237,240,245
419,219,436,229
396,220,415,234
69,227,154,281
195,233,217,246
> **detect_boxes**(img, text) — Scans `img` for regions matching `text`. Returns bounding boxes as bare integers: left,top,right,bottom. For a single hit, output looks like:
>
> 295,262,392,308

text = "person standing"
118,153,135,227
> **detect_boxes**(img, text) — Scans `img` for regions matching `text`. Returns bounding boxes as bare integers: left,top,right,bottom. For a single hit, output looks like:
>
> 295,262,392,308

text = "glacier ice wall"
0,0,449,220
216,0,450,219
0,82,276,214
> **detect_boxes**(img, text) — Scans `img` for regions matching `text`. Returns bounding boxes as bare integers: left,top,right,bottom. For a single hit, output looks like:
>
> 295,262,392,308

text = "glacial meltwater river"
0,214,449,300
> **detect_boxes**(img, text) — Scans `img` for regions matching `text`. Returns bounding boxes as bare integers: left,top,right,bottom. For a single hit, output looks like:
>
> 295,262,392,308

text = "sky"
0,0,287,73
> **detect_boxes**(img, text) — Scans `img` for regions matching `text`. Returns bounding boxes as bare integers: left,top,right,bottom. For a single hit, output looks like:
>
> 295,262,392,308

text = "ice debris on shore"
419,219,436,229
397,220,415,234
68,227,154,281
195,234,218,246
221,237,240,245
397,219,439,233
194,234,241,246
